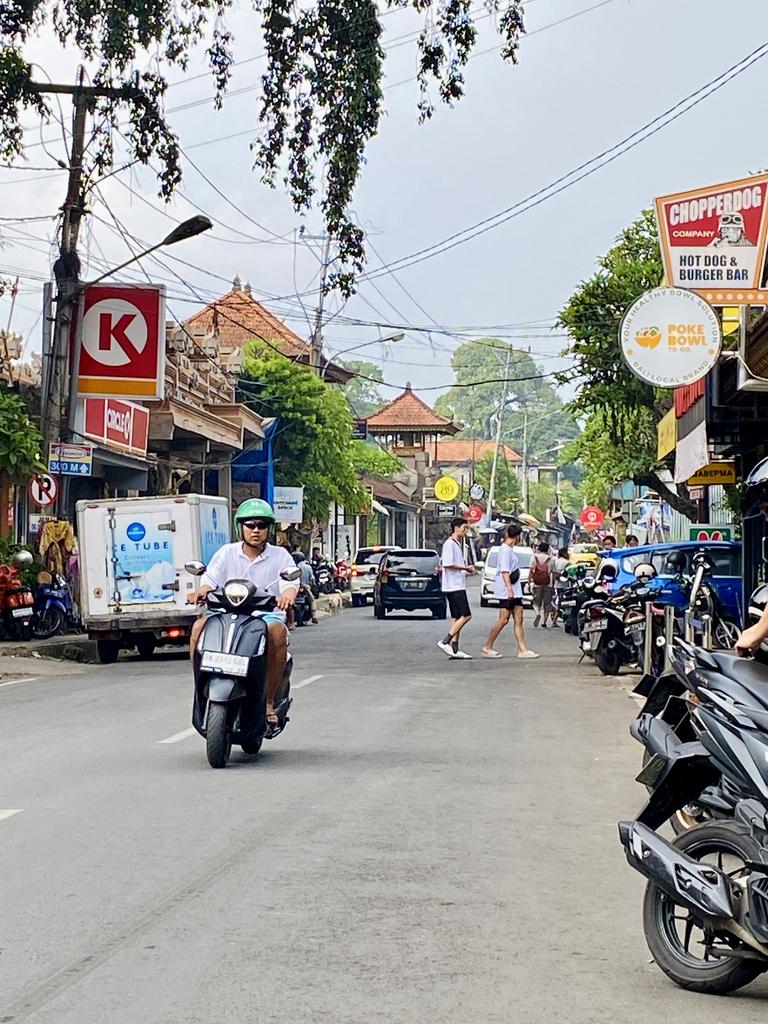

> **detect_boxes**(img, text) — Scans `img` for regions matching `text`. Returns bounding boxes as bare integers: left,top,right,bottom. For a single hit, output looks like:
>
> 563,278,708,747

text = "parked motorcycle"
333,559,350,592
587,563,659,676
312,559,335,596
619,639,768,994
32,570,75,639
293,584,312,627
186,561,301,769
0,551,34,641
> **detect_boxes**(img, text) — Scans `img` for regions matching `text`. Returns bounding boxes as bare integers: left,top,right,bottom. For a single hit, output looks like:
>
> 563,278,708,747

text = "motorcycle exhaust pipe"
618,820,735,920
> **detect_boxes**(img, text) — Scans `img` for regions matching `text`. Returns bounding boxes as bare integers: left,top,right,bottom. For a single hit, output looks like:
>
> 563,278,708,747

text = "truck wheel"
374,603,385,620
97,638,120,664
206,703,231,768
136,637,156,659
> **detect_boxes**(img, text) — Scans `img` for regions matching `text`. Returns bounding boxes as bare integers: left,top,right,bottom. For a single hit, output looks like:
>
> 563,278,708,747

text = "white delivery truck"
77,494,230,664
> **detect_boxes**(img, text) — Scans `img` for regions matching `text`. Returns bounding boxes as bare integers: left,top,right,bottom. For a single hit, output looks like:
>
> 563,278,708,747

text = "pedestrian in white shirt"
482,525,539,659
436,517,476,660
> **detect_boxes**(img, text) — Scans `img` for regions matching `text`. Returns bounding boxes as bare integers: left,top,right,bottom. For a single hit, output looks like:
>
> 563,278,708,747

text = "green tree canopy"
1,1,525,288
339,360,385,418
239,343,366,522
0,386,43,480
557,210,695,518
434,339,580,467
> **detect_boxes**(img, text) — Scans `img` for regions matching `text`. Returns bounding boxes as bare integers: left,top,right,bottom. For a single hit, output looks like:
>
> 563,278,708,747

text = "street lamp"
90,215,213,285
322,331,405,379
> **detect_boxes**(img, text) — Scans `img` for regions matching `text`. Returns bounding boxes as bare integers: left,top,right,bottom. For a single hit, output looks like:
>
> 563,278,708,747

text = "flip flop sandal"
482,650,503,658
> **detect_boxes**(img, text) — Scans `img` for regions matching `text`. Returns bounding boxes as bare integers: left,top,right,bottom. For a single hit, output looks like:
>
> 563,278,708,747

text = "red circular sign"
580,506,604,530
29,473,58,508
466,504,484,524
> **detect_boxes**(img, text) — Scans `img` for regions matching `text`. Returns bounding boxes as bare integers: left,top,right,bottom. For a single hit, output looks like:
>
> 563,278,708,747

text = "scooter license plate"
584,621,607,633
201,651,250,676
11,608,32,618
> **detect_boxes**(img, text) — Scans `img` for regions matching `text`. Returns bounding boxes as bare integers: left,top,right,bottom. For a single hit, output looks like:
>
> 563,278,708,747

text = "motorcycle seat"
704,652,768,706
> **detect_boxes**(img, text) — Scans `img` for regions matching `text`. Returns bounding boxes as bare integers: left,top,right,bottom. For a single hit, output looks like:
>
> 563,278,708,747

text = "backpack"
530,554,551,586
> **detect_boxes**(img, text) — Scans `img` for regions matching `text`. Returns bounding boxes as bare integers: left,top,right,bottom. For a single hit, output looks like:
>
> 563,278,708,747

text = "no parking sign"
29,473,58,508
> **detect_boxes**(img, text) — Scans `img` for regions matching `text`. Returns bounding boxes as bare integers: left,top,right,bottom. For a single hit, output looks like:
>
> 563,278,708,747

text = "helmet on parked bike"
743,457,768,517
664,549,686,574
233,498,276,534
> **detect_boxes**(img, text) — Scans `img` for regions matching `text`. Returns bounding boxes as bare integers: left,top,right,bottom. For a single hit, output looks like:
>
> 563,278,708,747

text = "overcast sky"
2,0,768,402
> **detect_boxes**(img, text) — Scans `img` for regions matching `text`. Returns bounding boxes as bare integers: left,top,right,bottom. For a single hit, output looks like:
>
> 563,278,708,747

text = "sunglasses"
241,519,271,530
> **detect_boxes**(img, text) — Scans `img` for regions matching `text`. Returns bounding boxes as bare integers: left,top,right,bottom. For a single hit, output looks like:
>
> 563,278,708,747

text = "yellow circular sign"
435,475,459,502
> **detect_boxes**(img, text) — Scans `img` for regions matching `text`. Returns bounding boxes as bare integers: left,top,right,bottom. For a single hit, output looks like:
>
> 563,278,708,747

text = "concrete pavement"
2,602,768,1022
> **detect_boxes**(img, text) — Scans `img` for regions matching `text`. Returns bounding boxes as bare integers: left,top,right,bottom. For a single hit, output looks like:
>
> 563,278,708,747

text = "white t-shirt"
201,542,297,596
441,537,467,593
553,556,570,588
493,544,522,600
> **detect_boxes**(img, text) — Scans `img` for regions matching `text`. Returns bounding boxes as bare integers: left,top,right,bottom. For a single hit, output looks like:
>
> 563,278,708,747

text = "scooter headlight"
223,582,250,607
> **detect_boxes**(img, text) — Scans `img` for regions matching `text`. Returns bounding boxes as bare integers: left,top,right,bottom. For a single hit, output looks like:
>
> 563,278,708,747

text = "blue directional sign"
48,442,93,477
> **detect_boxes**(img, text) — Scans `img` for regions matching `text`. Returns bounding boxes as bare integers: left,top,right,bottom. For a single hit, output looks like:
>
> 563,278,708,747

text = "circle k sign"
76,284,166,400
619,287,722,388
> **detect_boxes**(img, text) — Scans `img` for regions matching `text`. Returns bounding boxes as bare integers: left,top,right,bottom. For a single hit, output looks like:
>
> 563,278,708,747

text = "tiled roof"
434,439,521,463
361,475,419,507
366,384,459,434
183,286,352,383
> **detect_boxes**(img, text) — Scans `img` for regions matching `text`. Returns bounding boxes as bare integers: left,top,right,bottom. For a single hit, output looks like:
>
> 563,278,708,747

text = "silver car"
480,545,533,607
350,546,400,607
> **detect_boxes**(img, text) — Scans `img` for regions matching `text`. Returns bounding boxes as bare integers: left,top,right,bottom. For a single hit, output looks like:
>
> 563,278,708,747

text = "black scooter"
186,561,301,768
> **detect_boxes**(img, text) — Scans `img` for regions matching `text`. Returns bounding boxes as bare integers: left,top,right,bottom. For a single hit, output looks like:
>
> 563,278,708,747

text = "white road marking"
158,727,197,744
293,674,324,690
0,809,22,822
0,676,39,690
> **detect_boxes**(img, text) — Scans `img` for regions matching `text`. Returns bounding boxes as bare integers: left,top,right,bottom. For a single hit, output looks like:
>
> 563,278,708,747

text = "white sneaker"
451,650,473,660
517,650,540,659
437,641,454,657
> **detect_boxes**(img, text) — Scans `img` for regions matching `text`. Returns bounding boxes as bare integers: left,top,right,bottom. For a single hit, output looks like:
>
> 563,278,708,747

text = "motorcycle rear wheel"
206,703,232,769
594,643,622,676
32,606,65,640
642,822,766,994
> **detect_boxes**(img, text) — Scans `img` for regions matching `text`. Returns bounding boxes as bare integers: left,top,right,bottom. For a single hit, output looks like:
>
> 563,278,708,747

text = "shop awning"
92,446,150,490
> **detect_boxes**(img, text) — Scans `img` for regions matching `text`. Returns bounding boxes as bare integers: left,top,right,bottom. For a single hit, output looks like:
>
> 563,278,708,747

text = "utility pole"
521,406,529,514
33,73,123,446
485,346,512,527
309,234,332,374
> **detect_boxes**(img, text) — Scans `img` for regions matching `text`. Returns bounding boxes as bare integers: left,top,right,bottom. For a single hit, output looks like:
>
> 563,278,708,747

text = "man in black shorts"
482,524,539,660
437,516,475,660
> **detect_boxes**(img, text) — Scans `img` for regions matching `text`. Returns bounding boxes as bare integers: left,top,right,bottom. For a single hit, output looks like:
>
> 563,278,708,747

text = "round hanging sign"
619,286,721,388
434,475,460,502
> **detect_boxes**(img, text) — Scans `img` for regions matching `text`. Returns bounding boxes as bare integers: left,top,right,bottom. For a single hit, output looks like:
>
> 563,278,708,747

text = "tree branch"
643,470,697,521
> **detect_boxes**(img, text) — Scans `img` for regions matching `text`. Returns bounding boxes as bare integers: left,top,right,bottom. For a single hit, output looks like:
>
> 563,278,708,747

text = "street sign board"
580,506,604,531
436,503,457,518
75,284,166,399
49,442,93,477
351,419,368,441
434,476,459,502
656,173,768,305
80,398,150,457
687,462,737,486
687,486,706,501
469,483,485,500
689,526,732,542
273,485,304,523
466,504,484,524
619,287,721,388
29,473,58,508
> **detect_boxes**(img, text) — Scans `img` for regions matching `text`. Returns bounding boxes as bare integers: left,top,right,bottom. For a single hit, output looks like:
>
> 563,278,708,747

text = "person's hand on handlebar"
186,586,212,606
276,588,297,612
736,603,768,656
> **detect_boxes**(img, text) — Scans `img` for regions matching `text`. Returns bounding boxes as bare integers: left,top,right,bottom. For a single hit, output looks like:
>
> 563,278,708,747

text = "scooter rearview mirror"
185,561,207,577
280,568,302,582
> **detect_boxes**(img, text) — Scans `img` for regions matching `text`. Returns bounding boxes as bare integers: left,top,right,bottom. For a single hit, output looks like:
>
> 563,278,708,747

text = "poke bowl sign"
619,287,722,388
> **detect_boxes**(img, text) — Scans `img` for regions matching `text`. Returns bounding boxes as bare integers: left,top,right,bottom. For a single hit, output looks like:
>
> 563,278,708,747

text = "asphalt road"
2,599,768,1022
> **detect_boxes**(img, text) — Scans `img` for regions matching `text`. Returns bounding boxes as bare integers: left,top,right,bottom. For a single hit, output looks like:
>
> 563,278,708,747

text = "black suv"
373,549,446,619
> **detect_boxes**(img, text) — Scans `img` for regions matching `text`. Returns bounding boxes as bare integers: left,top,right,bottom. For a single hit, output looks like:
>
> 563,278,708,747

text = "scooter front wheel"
206,703,232,768
32,606,65,639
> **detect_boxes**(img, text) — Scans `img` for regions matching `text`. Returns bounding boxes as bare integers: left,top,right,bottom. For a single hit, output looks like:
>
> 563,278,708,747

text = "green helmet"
234,498,275,533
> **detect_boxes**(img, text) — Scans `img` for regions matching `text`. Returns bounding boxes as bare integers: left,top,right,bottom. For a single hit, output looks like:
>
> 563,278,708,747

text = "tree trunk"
644,470,697,521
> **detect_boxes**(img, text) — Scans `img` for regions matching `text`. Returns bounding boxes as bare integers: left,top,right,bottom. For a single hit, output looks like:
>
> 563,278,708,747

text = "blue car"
600,540,743,626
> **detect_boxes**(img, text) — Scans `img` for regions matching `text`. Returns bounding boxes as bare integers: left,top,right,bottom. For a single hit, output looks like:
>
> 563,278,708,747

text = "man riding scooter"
187,499,297,730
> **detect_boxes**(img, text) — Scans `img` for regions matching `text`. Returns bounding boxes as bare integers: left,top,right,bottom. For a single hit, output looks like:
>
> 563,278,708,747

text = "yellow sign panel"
687,462,737,486
434,475,460,502
657,409,677,459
